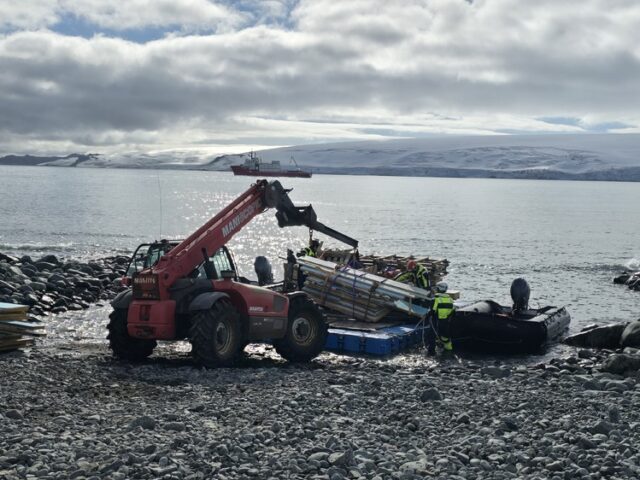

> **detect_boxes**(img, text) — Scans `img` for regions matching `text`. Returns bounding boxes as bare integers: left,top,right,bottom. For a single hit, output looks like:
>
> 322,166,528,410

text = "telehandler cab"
109,179,358,367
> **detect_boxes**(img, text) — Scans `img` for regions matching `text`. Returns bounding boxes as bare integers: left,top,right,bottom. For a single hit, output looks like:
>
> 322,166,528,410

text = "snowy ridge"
1,134,639,181
246,134,640,180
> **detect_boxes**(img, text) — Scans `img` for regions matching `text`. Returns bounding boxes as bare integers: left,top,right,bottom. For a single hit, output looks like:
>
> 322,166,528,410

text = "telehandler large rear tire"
107,308,157,361
274,296,327,362
189,300,243,368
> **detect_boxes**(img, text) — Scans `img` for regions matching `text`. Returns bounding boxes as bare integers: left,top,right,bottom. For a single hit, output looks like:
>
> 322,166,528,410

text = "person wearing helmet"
394,259,431,290
427,281,454,354
297,238,321,258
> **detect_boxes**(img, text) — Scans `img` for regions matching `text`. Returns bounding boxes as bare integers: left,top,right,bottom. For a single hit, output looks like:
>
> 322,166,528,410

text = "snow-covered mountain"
224,133,640,181
2,134,639,181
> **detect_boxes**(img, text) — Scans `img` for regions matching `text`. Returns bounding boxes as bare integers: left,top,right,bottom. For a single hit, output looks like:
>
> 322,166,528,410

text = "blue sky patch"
50,12,216,42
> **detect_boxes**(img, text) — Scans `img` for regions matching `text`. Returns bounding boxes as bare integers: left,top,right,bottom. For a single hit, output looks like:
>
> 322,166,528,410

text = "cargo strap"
350,270,368,319
363,278,387,322
319,271,336,305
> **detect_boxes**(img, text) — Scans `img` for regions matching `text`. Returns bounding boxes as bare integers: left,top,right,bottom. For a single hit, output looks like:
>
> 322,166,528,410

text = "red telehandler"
109,179,358,367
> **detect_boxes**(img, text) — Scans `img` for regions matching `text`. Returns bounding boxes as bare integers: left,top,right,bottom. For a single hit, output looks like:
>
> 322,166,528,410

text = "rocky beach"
0,252,128,316
2,0,640,477
2,341,640,480
2,252,640,480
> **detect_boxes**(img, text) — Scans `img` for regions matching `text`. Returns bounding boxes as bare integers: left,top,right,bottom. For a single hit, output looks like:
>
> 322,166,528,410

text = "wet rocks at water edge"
614,270,640,291
621,321,640,347
1,343,640,480
564,320,640,349
0,252,129,315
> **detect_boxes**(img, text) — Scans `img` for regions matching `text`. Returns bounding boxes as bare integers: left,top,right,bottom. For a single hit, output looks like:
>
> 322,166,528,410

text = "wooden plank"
0,321,46,335
0,313,28,321
0,319,44,329
0,302,29,314
0,337,35,351
0,333,23,341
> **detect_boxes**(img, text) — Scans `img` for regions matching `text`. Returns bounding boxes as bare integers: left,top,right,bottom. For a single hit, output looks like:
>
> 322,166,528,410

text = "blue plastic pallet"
325,324,430,356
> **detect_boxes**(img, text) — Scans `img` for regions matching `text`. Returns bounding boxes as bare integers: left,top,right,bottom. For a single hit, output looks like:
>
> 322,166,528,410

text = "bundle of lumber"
298,257,436,323
319,249,449,286
0,302,45,353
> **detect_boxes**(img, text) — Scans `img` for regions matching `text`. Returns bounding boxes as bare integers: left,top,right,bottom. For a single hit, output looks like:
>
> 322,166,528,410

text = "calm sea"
1,166,639,333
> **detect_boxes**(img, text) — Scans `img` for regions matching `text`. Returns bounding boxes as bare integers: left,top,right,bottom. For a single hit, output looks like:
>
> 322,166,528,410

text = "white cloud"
0,0,639,155
0,0,60,30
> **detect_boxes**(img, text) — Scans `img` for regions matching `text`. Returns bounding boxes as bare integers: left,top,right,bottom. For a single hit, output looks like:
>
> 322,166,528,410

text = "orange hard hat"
407,260,417,270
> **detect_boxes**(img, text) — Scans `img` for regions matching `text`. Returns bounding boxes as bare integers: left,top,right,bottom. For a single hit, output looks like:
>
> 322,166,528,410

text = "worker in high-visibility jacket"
427,282,454,354
297,239,320,258
395,260,431,290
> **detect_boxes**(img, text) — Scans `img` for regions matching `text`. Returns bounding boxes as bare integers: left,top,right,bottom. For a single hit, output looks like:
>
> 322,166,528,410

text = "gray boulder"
0,253,19,263
29,281,47,292
600,354,640,374
129,415,156,430
480,366,511,378
38,254,60,265
8,265,29,280
420,387,443,401
400,458,431,474
613,273,630,284
620,320,640,347
564,323,628,348
591,420,614,435
0,280,16,292
5,409,23,420
328,450,353,467
35,261,57,271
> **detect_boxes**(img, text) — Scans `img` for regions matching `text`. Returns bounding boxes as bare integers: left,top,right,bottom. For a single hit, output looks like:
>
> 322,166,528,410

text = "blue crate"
325,323,429,356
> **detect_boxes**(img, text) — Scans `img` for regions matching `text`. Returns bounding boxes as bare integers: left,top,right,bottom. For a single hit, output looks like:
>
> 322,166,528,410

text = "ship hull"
231,166,312,178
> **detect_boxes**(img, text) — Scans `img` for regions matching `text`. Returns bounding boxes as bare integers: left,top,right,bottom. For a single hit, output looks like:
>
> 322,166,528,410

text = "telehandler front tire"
274,296,327,362
107,308,156,361
189,300,243,368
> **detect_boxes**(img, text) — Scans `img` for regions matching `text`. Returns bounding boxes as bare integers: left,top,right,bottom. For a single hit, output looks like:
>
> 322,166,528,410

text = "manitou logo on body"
249,306,265,312
134,276,156,285
222,200,260,238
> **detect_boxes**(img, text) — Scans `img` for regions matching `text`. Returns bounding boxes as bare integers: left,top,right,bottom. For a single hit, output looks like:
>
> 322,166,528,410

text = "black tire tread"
274,296,327,362
189,300,242,368
107,309,156,361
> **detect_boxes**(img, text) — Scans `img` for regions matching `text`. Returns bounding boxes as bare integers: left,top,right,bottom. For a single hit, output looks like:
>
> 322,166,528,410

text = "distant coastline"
2,154,640,182
3,133,640,182
3,155,640,182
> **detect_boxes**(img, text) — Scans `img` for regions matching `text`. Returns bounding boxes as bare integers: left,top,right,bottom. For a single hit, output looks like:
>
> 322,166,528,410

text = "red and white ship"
231,153,312,178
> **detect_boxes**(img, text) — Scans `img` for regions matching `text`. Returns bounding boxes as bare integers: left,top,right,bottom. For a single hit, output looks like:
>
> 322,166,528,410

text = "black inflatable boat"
449,301,571,353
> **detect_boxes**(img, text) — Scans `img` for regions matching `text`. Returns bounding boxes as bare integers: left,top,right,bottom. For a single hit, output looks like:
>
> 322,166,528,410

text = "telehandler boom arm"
151,179,358,289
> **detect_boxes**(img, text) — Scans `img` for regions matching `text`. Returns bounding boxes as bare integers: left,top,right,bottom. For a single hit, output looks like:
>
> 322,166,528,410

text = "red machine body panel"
213,279,289,340
213,279,289,317
128,300,177,339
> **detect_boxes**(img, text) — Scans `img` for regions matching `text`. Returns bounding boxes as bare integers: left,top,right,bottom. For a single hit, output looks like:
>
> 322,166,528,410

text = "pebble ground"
2,341,640,480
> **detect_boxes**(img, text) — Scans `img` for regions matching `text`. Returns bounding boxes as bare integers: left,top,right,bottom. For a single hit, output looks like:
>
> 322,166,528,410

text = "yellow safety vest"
433,294,454,320
433,294,454,351
303,247,316,257
415,265,430,289
395,265,430,290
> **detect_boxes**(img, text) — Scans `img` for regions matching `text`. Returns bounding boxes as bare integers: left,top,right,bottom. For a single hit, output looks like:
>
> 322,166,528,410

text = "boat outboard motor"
510,277,530,313
254,256,274,286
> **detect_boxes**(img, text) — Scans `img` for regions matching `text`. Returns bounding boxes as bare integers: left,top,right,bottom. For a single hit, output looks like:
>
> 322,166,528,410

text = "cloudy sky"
1,0,639,156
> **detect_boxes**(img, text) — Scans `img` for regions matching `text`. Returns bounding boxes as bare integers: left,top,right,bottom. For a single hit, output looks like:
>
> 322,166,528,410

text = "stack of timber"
298,257,437,322
319,249,449,286
0,302,45,353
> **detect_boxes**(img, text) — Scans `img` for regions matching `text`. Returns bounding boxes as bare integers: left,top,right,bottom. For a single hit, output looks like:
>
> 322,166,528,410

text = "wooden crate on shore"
0,302,45,353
